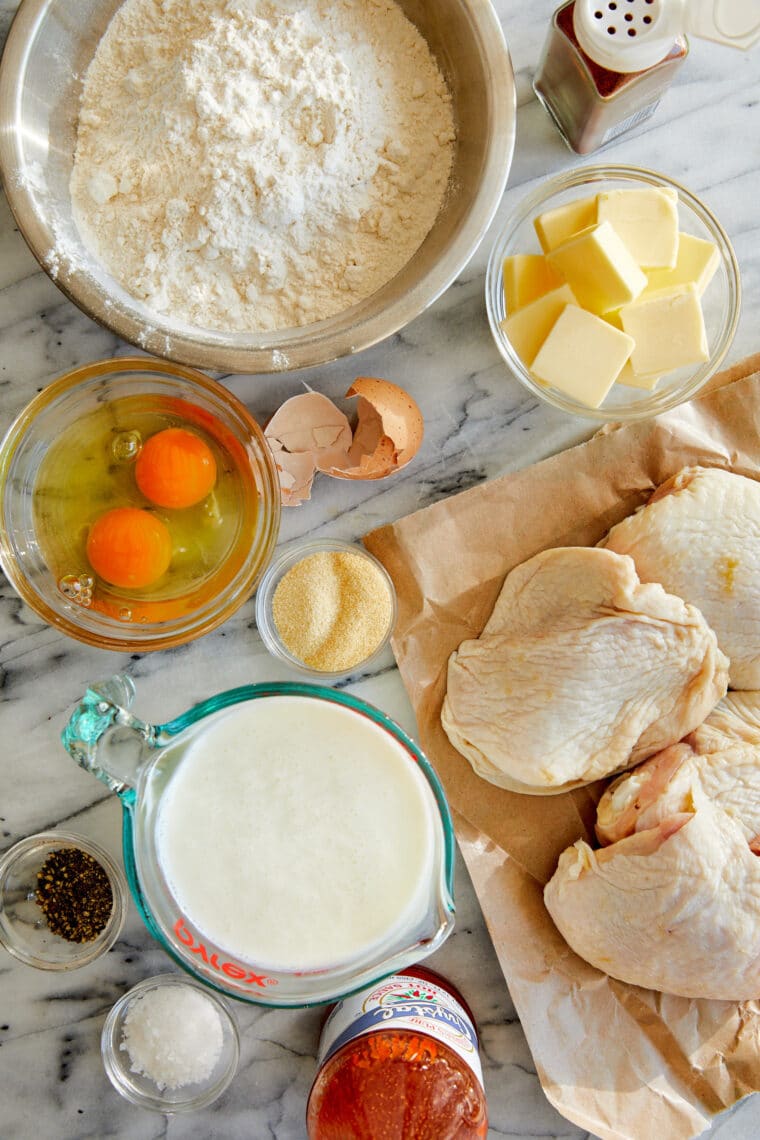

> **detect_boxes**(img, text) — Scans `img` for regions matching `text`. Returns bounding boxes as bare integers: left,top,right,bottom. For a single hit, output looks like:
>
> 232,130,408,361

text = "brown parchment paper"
363,352,760,1140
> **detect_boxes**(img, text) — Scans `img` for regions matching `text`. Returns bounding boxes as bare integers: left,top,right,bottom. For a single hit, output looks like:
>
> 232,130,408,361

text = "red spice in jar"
557,2,645,96
533,0,688,154
306,966,487,1139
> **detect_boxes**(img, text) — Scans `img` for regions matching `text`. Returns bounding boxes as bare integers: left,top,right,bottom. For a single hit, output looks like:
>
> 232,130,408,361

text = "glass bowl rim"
485,163,742,423
100,971,240,1112
0,829,128,969
0,355,282,651
254,538,398,680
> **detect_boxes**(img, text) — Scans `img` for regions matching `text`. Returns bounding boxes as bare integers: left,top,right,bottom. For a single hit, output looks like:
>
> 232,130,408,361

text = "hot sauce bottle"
534,0,760,154
306,967,487,1139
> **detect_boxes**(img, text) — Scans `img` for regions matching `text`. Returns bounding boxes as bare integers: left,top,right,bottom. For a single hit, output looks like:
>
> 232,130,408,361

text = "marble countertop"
1,1,759,1137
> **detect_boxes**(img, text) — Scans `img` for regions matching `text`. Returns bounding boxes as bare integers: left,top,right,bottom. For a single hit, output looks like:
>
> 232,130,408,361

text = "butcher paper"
363,353,760,1140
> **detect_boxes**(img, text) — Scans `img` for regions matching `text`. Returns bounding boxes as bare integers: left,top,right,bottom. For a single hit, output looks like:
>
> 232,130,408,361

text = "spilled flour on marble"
69,0,455,333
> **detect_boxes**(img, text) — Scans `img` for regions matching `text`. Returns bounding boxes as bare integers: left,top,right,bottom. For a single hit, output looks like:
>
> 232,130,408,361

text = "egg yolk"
135,427,217,509
86,507,172,589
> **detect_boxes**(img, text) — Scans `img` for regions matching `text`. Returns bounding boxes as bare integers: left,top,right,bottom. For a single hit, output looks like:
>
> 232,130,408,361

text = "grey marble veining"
1,1,760,1137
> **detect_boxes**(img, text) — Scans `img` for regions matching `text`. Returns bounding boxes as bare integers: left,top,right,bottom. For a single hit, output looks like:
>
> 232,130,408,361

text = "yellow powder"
272,550,394,672
717,554,739,595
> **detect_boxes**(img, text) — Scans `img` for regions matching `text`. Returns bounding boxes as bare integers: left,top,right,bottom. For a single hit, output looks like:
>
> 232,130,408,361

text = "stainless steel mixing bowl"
0,0,516,374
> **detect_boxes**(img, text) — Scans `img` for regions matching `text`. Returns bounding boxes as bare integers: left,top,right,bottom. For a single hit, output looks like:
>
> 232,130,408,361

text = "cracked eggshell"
266,437,317,506
327,377,424,481
264,391,352,466
264,391,353,505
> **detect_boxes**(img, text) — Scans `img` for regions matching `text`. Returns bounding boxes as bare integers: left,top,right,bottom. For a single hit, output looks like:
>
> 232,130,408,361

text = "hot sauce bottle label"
318,973,484,1089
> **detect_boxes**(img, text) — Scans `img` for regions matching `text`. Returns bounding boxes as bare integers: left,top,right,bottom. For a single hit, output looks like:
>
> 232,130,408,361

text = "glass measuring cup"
61,676,456,1007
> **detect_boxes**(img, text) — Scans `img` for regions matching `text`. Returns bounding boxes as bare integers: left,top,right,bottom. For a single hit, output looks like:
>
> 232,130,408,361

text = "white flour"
70,0,455,333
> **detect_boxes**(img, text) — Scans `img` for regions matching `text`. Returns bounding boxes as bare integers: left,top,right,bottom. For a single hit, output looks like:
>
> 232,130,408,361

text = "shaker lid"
573,0,760,73
685,0,760,49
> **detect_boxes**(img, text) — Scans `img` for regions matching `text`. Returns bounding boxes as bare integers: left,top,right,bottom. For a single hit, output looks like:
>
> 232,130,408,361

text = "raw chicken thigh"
545,694,760,999
545,803,760,1000
602,466,760,689
441,546,728,793
596,692,760,846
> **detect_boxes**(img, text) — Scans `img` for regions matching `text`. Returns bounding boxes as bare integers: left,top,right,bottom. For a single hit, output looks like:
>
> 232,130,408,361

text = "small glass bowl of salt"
101,973,239,1112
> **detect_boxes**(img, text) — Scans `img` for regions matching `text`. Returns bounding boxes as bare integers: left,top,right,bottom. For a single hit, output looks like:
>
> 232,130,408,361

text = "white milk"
155,696,438,971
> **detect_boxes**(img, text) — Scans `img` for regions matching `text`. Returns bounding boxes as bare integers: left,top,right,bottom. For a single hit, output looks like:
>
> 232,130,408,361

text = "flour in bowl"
70,0,456,333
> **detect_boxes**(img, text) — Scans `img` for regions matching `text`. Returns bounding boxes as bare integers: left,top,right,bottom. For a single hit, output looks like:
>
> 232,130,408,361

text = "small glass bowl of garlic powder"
255,539,397,680
101,974,239,1112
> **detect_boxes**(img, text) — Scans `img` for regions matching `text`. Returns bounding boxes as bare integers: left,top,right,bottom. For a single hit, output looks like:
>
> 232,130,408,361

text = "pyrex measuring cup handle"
61,674,158,795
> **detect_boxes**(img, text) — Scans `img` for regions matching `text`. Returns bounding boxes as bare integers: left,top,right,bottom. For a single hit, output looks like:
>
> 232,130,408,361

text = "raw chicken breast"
602,466,760,689
596,692,760,847
441,547,728,794
544,803,760,1000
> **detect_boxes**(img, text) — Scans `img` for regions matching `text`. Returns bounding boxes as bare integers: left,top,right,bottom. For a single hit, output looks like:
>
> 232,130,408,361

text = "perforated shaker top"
574,0,760,73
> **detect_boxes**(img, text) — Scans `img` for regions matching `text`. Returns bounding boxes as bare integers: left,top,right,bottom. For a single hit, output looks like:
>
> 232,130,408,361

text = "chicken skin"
545,803,760,1000
546,694,760,999
602,466,760,689
441,546,728,794
596,693,760,847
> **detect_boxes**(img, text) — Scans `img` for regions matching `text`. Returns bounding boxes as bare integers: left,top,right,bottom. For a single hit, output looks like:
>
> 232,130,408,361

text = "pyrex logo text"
174,918,277,988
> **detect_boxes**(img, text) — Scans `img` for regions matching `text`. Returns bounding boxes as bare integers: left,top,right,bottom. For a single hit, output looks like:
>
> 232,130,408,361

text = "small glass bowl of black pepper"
255,538,398,681
0,831,128,970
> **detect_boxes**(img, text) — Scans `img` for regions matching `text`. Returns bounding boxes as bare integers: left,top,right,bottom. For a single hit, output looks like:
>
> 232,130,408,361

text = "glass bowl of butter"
485,165,740,422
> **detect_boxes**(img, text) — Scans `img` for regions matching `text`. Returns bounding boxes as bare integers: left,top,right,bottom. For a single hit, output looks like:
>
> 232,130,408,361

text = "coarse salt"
120,983,224,1091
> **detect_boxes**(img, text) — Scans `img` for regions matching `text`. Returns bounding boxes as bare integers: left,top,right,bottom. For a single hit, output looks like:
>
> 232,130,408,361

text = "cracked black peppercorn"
35,847,113,943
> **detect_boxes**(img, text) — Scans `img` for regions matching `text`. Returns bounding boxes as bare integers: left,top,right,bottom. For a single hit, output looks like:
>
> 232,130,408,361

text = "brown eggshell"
264,391,353,505
266,437,317,506
327,377,424,481
265,391,352,464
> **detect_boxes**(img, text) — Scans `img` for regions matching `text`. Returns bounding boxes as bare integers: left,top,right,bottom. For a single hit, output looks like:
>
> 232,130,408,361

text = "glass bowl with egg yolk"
62,674,457,1007
486,165,740,422
0,357,281,650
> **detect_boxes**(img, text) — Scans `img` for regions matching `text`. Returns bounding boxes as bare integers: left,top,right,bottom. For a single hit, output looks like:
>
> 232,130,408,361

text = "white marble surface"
1,2,759,1138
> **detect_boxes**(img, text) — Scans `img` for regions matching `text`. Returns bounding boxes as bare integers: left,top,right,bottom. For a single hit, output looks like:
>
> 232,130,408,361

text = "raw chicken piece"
596,692,760,848
544,803,760,1000
441,547,728,794
602,466,760,689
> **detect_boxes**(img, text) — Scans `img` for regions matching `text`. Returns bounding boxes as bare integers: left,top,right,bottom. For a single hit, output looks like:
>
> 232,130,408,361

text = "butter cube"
603,310,661,387
619,284,709,377
502,254,564,312
534,196,597,252
500,284,577,367
531,304,634,409
642,232,720,297
547,222,647,315
615,362,661,391
596,187,679,268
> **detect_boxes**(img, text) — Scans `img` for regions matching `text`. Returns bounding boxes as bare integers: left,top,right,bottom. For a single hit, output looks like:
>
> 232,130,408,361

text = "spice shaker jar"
306,966,487,1139
534,0,760,154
